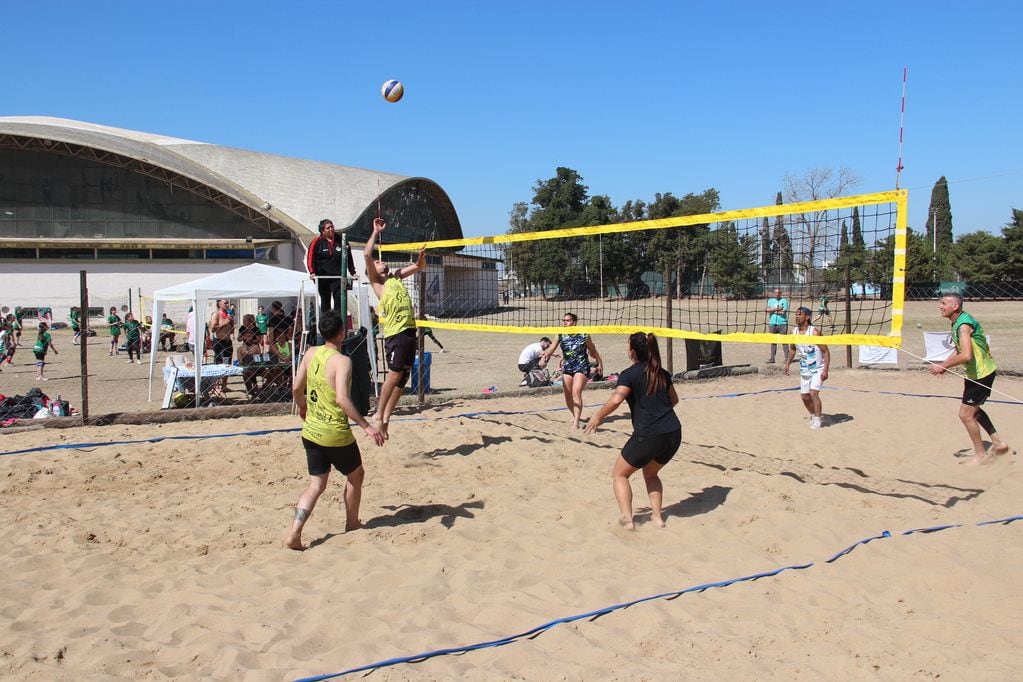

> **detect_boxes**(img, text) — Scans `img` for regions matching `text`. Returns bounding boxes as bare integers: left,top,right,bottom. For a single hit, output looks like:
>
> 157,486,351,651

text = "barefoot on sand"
618,516,635,531
345,519,363,532
284,533,305,551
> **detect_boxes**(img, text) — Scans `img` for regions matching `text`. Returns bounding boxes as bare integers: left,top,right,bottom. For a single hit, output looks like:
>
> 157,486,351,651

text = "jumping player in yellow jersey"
929,292,1011,464
285,310,384,550
364,216,426,440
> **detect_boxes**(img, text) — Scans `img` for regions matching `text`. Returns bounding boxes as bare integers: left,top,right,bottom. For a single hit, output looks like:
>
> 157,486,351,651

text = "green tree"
771,192,794,283
759,216,772,271
998,208,1023,280
506,167,591,296
905,227,933,283
647,189,720,296
708,221,759,297
953,231,1007,284
924,176,954,279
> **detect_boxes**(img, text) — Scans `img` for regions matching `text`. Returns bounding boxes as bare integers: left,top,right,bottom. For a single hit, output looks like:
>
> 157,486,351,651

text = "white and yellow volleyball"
381,79,404,103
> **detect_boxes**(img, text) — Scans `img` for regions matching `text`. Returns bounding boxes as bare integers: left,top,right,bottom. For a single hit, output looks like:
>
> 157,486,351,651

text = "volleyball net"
379,190,907,348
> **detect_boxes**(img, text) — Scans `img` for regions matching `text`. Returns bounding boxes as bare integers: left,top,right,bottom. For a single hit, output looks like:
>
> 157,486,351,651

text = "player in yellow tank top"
364,216,427,441
929,293,1010,464
285,310,384,550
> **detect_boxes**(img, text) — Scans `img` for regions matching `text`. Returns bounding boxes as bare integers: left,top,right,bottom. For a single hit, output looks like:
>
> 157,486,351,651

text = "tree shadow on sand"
365,499,485,529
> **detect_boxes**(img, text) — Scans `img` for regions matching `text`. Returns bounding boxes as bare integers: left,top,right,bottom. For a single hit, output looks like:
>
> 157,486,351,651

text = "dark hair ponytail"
629,332,666,395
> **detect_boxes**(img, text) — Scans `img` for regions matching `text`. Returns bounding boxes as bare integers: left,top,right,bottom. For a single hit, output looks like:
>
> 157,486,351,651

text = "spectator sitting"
142,315,154,353
159,313,176,351
266,300,290,348
236,325,265,397
518,337,552,385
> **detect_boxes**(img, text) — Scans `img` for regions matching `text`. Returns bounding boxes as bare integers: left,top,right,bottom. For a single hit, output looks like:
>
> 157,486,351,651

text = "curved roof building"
0,116,462,258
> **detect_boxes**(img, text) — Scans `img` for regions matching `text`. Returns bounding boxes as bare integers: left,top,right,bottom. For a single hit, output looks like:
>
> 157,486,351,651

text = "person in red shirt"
306,218,356,313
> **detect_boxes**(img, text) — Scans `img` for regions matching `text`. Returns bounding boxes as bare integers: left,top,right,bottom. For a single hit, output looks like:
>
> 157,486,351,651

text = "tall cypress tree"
760,216,772,272
771,191,793,281
925,176,954,251
851,206,864,248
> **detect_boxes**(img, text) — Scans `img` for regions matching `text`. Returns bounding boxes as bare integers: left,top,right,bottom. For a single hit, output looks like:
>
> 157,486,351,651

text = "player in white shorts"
784,306,830,430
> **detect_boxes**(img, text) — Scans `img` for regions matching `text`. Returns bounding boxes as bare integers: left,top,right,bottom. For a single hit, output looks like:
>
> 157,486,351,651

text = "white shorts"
799,372,823,394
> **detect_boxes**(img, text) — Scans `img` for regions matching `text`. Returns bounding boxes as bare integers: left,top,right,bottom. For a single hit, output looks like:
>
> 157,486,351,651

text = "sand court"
1,369,1021,680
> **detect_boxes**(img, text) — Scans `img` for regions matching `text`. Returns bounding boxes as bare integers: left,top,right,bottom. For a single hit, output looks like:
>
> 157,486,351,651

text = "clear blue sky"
8,1,1021,238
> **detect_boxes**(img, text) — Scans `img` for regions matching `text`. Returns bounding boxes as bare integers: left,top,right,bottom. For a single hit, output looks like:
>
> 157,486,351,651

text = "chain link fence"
3,276,1022,430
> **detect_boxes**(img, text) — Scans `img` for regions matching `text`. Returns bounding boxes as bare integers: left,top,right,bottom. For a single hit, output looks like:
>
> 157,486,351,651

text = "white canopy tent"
147,263,317,403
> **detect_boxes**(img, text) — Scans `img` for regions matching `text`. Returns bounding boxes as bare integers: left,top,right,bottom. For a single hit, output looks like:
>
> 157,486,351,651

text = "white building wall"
0,242,304,324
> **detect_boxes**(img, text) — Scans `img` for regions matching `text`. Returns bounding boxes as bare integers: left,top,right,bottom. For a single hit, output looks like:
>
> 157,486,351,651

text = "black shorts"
302,437,363,476
621,428,682,469
384,328,417,372
212,338,233,364
34,350,46,362
962,372,996,406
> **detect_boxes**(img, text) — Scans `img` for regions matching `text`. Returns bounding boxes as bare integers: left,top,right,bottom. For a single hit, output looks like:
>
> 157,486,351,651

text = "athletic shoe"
810,416,821,430
136,360,142,365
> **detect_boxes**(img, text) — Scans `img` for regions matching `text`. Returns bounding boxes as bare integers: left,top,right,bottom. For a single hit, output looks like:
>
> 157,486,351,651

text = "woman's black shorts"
621,428,682,469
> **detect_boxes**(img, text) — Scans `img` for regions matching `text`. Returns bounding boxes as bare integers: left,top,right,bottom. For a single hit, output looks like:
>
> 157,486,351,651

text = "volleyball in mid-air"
381,79,404,103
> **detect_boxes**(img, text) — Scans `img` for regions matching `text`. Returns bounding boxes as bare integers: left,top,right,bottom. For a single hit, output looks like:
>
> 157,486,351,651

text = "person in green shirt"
70,306,82,346
107,307,122,356
929,292,1010,463
364,216,426,440
33,322,58,381
123,312,143,364
256,305,269,351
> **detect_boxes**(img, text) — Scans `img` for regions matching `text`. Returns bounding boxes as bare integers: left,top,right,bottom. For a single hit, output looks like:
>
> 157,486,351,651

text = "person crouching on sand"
584,332,681,530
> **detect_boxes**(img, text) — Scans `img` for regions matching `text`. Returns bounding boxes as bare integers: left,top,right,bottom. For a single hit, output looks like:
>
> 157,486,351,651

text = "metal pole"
79,270,90,421
664,267,673,375
339,234,349,335
416,270,426,404
844,264,853,368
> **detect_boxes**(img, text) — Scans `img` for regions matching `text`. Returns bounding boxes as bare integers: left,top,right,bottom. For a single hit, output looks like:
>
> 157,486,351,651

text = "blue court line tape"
0,383,1015,459
294,514,1022,681
0,427,300,458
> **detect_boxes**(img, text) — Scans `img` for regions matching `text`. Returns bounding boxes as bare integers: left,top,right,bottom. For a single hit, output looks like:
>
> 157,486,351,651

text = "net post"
79,269,90,420
845,264,853,368
664,266,673,375
339,235,349,332
416,270,426,405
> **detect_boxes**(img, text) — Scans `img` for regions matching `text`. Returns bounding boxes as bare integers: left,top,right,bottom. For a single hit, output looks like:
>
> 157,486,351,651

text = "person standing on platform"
306,218,357,313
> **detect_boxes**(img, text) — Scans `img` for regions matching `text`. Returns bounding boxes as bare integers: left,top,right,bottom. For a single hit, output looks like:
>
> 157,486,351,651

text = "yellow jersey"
300,346,355,447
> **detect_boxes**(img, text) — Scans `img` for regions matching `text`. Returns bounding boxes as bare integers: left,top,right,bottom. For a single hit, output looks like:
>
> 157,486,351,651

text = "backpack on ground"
524,368,550,388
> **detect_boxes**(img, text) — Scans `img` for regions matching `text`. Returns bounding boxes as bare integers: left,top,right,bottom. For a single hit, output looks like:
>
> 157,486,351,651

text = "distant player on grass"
364,216,426,440
928,292,1010,464
784,306,830,430
584,332,681,530
285,310,385,550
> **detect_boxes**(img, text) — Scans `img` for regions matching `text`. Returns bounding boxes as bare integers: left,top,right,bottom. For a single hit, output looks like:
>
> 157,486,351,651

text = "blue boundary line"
1,384,1018,458
295,515,1022,681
